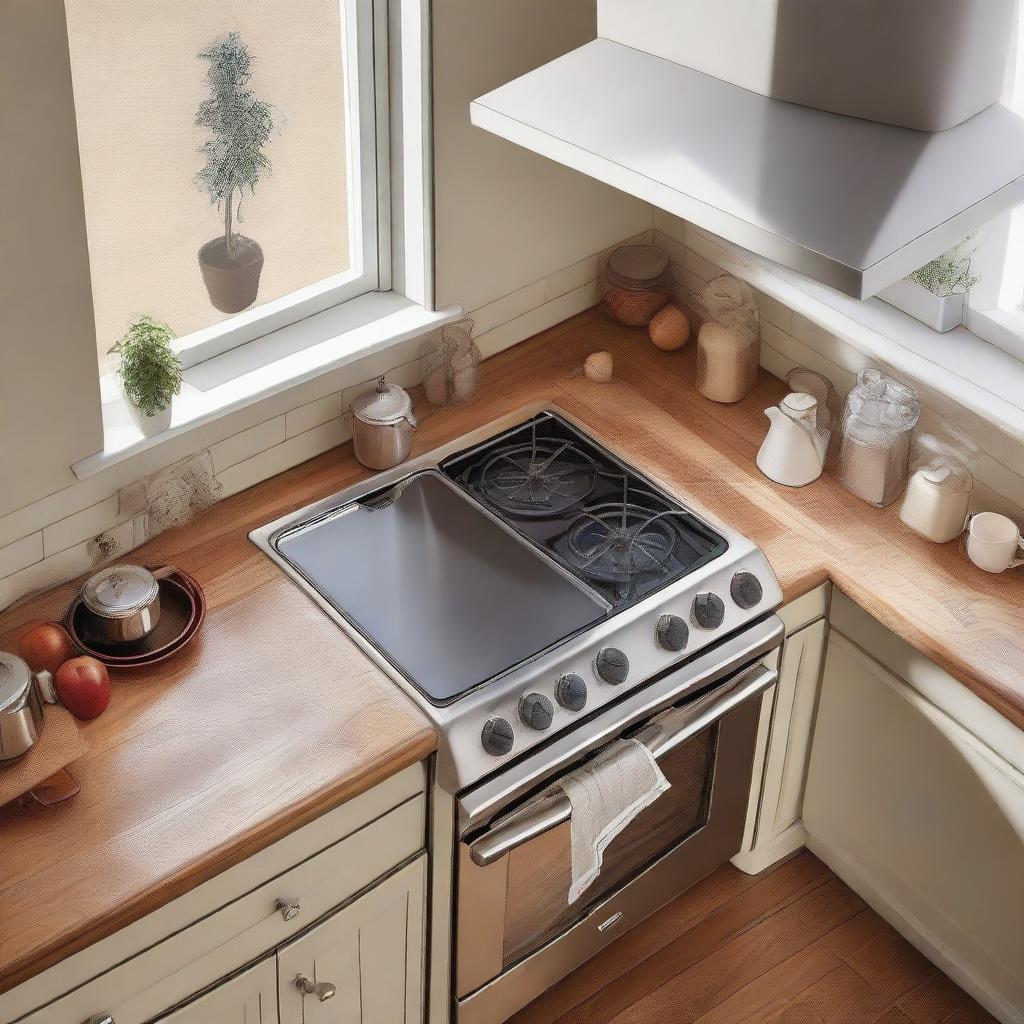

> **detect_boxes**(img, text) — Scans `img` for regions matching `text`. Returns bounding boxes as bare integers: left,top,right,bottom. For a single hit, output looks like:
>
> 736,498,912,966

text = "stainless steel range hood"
470,25,1024,299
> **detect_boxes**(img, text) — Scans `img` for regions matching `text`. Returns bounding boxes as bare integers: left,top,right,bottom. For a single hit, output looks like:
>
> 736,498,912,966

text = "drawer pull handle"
86,1017,115,1024
295,974,337,1002
275,897,301,922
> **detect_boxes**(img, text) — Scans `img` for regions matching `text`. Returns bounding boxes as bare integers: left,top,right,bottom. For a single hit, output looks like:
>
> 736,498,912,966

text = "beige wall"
64,0,350,371
0,0,103,517
431,0,652,312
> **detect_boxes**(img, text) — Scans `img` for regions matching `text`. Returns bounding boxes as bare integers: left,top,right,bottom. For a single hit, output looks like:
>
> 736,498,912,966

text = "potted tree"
195,31,275,314
109,316,183,437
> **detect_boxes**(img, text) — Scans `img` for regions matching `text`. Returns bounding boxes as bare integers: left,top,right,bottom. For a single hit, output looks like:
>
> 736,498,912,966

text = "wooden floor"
510,852,997,1024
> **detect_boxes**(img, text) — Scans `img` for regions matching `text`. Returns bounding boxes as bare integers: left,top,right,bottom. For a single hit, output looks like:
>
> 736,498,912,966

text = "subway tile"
544,253,601,302
42,495,119,558
0,533,43,579
0,521,133,613
470,280,548,336
652,229,688,270
133,513,150,547
752,286,794,333
217,417,353,499
684,247,725,284
474,281,601,360
286,392,347,439
210,417,286,475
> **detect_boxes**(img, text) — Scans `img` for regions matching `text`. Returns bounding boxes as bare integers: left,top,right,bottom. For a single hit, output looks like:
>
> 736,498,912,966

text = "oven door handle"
466,662,778,867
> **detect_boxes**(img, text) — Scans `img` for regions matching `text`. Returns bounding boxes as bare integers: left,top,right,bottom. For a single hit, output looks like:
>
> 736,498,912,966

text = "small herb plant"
909,237,979,298
195,31,275,260
109,316,183,417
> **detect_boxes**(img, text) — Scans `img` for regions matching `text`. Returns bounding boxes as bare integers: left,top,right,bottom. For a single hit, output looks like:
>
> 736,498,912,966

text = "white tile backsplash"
210,417,287,475
0,533,43,578
42,496,119,558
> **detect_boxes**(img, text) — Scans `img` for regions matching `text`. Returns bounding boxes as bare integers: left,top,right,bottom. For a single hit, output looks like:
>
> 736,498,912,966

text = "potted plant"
880,237,979,333
109,316,183,437
195,31,276,314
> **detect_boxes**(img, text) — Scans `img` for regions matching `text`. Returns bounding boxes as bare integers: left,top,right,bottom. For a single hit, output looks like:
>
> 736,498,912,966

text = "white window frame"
161,0,399,371
965,4,1024,363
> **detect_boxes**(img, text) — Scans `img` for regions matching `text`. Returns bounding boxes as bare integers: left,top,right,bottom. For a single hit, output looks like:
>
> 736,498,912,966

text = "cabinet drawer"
17,793,424,1024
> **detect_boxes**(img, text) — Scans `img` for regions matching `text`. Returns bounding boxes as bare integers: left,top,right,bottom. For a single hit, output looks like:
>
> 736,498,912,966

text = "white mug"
965,512,1024,573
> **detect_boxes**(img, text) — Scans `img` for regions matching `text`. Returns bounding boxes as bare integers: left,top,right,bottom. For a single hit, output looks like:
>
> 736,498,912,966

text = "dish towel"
561,738,671,904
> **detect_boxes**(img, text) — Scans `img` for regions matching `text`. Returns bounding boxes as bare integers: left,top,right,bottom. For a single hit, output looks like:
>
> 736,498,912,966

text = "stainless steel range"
251,404,785,1023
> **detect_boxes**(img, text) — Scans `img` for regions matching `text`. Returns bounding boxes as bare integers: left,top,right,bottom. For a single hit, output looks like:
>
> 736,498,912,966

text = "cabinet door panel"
156,957,278,1024
278,855,426,1024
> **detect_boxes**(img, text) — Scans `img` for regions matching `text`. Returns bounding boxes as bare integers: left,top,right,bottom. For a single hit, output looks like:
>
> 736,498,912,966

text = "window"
64,0,386,375
966,6,1024,362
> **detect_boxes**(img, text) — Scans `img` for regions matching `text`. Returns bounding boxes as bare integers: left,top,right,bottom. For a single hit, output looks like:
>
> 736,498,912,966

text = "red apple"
55,656,110,720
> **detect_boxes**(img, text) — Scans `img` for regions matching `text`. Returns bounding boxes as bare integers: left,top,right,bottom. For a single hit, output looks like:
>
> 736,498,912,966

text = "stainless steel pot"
351,377,417,470
0,652,58,762
79,564,167,644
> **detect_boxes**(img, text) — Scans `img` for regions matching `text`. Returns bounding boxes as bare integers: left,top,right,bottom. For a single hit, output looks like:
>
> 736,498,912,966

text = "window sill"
73,292,461,481
688,228,1024,441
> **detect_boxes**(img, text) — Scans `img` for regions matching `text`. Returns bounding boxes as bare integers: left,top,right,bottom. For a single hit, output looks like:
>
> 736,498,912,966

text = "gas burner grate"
564,501,683,585
479,434,598,517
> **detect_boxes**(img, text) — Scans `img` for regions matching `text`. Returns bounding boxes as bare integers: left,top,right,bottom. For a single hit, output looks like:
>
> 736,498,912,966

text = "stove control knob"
656,613,689,652
730,571,763,610
595,647,629,685
519,693,554,731
692,592,726,630
555,673,588,712
481,717,514,756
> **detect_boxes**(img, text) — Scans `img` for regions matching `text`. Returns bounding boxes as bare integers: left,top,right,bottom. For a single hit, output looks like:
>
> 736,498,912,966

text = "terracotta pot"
198,236,264,314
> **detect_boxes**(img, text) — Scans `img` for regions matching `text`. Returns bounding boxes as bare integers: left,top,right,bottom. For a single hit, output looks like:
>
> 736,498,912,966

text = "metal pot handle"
465,662,778,867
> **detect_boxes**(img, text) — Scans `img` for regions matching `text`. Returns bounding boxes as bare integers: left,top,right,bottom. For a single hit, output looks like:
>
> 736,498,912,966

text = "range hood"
471,25,1024,299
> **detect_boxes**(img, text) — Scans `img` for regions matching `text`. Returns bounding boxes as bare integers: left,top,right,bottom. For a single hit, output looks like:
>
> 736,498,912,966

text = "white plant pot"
126,397,173,438
879,278,966,334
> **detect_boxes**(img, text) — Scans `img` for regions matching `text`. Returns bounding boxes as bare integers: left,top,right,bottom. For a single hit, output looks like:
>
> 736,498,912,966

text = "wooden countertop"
2,307,1022,993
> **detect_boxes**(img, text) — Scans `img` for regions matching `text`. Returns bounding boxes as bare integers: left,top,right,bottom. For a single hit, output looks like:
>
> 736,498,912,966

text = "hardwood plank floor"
510,853,997,1024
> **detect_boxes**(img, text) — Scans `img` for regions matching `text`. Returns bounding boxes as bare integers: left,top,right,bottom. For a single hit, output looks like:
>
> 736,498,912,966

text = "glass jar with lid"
836,369,920,507
899,428,978,542
601,244,673,327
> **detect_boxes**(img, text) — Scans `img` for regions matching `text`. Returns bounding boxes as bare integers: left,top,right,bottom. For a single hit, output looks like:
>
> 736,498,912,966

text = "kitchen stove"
251,405,783,795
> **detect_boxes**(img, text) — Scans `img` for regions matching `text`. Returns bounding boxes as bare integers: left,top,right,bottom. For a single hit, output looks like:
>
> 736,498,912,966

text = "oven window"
501,723,718,969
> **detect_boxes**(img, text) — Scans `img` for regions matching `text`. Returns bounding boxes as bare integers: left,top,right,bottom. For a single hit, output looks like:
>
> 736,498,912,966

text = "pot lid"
82,564,159,619
352,377,413,425
0,652,31,714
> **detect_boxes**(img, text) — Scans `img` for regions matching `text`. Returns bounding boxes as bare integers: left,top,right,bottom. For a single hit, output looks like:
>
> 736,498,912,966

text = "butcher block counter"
1,306,1023,994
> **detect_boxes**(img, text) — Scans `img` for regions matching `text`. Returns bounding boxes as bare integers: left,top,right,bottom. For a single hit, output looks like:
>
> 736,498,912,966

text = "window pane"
64,0,354,373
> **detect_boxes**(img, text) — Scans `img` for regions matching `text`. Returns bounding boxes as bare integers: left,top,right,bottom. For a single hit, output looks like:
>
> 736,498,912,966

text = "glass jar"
899,429,977,542
690,275,761,404
837,369,920,507
601,245,673,327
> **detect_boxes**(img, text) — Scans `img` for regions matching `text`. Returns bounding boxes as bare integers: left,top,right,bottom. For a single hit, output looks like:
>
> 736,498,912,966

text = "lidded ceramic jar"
899,430,978,542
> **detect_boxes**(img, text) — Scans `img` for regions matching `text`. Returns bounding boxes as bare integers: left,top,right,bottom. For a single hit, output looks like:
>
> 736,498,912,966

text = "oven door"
453,620,782,1024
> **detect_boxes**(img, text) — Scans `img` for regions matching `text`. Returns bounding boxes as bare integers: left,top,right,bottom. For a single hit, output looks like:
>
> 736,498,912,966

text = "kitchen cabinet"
279,856,426,1024
804,597,1024,1023
733,584,828,874
156,958,279,1024
1,765,428,1024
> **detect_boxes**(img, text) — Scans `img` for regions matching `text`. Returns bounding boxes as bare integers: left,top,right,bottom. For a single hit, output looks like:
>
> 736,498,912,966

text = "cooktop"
270,412,727,707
